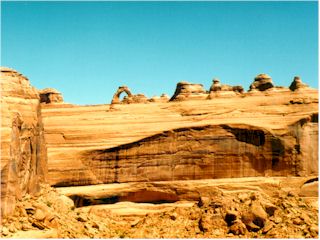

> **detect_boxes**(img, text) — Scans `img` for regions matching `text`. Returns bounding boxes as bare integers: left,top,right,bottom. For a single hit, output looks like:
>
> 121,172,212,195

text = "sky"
1,1,318,105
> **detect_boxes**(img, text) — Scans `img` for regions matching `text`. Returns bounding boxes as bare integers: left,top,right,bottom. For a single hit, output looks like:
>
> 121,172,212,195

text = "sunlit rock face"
249,74,274,91
46,119,315,187
208,79,244,98
41,86,318,187
39,88,64,104
289,76,309,91
170,81,208,101
1,67,318,205
0,67,47,217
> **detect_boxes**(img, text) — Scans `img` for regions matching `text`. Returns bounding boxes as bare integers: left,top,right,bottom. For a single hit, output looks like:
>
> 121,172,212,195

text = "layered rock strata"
39,88,63,104
0,67,47,217
41,89,318,187
111,86,133,104
209,79,244,98
289,76,309,91
249,74,274,91
149,94,170,103
170,82,207,101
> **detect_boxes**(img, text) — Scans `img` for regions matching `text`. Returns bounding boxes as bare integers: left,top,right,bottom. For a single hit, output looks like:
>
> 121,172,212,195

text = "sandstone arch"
111,86,133,104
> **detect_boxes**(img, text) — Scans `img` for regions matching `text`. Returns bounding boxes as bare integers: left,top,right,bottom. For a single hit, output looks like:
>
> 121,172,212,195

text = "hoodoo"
289,76,309,91
249,73,274,91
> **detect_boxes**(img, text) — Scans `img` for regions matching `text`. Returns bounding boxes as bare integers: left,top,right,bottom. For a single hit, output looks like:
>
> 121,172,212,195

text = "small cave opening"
69,190,179,208
222,126,265,146
311,113,318,123
40,93,50,104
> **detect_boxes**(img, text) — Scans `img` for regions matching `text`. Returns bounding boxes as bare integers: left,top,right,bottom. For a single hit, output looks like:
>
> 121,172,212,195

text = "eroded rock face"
39,88,63,104
47,120,316,187
0,67,47,217
249,74,274,91
209,79,244,98
210,79,222,92
149,94,170,103
111,86,133,104
170,82,207,101
289,76,309,91
210,79,244,93
41,87,318,187
122,94,149,104
111,86,149,104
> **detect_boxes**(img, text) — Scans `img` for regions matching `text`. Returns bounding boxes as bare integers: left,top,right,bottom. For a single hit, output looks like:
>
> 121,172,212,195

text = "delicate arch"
111,86,133,104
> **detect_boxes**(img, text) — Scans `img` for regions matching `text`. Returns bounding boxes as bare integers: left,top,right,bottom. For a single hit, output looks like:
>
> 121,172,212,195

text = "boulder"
251,202,268,226
225,210,239,226
241,202,268,231
229,220,247,235
249,74,274,91
299,181,318,197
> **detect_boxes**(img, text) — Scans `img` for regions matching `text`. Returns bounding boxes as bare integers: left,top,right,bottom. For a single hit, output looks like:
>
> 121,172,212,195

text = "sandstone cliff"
0,67,47,217
0,68,318,238
40,88,318,187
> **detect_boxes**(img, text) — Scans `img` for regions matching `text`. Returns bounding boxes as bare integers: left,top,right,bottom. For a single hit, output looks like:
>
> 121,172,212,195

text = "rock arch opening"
111,86,133,104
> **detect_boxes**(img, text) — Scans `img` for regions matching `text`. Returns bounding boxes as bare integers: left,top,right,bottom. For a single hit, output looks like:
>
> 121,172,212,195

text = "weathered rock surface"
209,79,244,98
299,178,318,197
77,123,314,185
41,88,318,187
0,67,318,238
0,177,311,238
110,86,150,104
289,76,310,91
111,86,133,104
0,67,47,217
170,81,207,101
209,79,222,92
122,93,149,104
149,94,170,103
1,180,317,238
39,88,63,104
249,74,274,91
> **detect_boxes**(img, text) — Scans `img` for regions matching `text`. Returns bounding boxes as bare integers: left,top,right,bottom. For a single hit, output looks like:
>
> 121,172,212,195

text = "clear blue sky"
1,1,318,105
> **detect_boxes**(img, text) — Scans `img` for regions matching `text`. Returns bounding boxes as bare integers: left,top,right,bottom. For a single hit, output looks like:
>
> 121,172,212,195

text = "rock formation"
170,82,207,101
1,178,318,238
0,67,318,239
209,79,222,92
209,79,244,98
111,86,149,104
0,67,47,217
111,86,133,104
249,74,274,91
149,94,170,103
39,88,63,104
122,94,149,104
289,76,309,91
40,86,318,187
